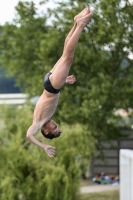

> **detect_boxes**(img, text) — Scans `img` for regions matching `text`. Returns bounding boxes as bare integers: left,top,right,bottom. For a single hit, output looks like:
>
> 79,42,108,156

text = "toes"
74,8,89,21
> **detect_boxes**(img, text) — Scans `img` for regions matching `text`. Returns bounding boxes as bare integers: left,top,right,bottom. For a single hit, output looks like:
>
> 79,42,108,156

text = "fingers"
66,75,76,84
69,75,76,82
48,154,54,158
51,146,56,150
71,75,76,83
49,151,55,157
47,152,55,158
73,75,76,82
46,146,56,158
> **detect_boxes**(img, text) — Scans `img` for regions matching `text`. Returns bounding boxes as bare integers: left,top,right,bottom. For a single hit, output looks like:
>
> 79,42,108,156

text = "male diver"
26,8,93,157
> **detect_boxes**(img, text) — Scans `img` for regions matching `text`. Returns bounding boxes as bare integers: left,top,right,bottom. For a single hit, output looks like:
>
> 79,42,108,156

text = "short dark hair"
41,129,61,140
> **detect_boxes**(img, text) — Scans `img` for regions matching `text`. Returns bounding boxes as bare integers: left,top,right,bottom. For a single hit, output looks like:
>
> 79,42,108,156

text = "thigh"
49,55,72,89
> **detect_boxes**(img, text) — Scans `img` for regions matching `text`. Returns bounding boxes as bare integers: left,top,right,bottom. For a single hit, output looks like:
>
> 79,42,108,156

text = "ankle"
76,21,86,29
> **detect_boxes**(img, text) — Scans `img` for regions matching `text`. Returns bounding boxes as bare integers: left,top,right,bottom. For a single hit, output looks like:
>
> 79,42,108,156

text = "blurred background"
0,0,133,199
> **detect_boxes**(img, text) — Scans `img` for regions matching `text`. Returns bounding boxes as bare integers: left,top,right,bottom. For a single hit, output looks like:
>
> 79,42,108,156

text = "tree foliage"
0,0,133,193
0,105,95,199
1,0,132,141
0,0,133,198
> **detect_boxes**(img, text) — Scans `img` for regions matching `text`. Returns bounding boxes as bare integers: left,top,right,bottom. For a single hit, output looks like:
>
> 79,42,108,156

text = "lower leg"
52,24,85,73
63,26,83,57
63,22,77,50
64,8,90,50
63,12,92,57
50,23,77,73
51,8,91,73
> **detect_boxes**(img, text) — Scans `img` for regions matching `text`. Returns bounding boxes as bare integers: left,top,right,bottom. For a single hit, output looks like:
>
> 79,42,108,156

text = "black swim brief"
44,72,60,94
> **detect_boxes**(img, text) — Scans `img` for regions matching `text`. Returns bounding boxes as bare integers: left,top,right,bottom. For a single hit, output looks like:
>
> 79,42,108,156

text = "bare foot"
74,7,90,21
76,12,93,27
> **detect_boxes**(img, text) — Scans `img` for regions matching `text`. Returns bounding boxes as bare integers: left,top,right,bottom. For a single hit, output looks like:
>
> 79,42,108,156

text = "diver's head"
41,119,61,139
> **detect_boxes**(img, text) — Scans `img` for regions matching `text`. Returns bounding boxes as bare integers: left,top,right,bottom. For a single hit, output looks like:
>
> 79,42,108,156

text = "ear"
43,128,49,135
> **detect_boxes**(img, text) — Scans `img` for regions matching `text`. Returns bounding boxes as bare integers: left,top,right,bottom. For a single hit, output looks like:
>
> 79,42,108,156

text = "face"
45,120,61,136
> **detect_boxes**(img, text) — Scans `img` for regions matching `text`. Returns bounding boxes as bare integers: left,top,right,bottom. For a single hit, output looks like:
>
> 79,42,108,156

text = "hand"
66,75,76,84
43,145,56,158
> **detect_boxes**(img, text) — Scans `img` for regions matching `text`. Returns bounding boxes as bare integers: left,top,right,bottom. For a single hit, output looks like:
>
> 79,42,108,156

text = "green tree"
0,0,133,141
50,0,133,140
0,0,133,181
0,1,50,95
0,2,95,199
0,105,95,200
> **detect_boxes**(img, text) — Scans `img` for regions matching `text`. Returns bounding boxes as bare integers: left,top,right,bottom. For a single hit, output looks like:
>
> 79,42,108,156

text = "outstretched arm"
65,75,76,84
26,124,56,158
26,124,44,148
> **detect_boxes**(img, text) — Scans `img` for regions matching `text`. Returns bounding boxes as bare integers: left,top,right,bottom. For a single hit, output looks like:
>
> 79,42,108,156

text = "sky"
0,0,56,25
0,0,133,25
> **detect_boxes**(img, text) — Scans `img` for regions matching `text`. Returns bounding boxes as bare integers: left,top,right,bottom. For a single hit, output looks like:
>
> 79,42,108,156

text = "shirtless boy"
26,8,93,157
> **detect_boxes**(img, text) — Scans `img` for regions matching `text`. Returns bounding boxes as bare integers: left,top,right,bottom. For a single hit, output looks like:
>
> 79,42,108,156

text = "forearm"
26,124,56,158
26,134,44,149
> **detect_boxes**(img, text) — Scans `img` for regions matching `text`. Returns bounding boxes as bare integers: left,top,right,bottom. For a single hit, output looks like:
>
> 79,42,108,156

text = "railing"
0,93,28,105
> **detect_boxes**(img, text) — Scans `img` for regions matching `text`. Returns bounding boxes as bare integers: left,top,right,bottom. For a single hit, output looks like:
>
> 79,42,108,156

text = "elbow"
26,124,37,140
26,132,31,140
